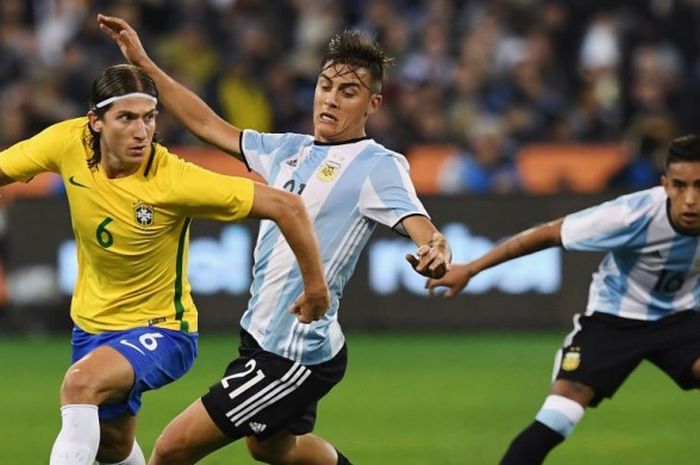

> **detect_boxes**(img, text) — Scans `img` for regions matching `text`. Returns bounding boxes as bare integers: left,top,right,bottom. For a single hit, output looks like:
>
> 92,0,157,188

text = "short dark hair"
667,134,700,169
85,64,159,169
320,30,392,94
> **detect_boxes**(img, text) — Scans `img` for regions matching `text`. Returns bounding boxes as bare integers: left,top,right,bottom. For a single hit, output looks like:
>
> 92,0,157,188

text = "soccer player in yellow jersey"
0,64,329,465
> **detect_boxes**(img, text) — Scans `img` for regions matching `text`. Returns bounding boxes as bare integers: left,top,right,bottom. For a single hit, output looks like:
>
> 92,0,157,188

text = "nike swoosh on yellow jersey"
69,176,90,189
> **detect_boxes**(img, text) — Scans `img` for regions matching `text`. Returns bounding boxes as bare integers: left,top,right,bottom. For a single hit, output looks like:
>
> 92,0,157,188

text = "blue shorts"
71,326,198,421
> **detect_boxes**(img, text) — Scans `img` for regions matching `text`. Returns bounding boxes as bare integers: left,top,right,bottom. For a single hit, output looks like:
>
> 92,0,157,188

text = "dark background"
1,194,608,334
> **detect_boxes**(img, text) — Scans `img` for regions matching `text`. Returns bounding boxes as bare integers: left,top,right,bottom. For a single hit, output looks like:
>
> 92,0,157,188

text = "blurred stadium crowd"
2,0,700,194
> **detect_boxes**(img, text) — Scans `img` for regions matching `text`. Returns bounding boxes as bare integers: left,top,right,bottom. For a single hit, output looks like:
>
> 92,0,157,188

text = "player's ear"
87,110,102,133
366,94,382,117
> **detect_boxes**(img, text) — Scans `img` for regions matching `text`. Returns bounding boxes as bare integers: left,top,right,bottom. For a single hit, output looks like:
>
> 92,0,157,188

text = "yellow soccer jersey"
0,117,254,333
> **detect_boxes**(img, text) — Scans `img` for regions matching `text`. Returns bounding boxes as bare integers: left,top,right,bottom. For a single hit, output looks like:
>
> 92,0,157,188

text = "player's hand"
289,285,330,324
97,14,150,67
405,232,451,279
425,263,474,299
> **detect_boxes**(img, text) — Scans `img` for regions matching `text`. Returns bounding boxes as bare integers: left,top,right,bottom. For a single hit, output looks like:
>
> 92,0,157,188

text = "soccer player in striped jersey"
427,134,700,464
99,14,451,465
0,65,328,465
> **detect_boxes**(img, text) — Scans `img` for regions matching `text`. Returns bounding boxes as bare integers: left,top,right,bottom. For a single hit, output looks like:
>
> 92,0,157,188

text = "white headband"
95,92,158,109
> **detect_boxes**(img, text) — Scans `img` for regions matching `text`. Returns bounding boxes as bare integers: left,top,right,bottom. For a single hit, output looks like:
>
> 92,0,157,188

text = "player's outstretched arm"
248,183,330,323
97,14,244,158
402,216,452,279
427,218,564,299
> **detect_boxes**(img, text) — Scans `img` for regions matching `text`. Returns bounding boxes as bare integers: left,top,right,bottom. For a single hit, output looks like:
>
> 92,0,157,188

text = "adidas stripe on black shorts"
201,329,347,440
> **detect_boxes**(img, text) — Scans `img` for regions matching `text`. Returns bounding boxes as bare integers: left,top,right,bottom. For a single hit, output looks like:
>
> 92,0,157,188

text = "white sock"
49,404,100,465
97,440,146,465
535,394,585,437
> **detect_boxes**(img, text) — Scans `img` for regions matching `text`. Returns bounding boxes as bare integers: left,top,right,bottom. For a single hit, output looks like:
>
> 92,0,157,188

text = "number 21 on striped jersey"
220,359,265,400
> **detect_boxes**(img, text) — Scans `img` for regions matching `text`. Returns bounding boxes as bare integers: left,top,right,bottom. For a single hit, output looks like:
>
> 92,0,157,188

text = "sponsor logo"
134,202,154,227
317,160,341,182
68,176,89,189
561,348,581,371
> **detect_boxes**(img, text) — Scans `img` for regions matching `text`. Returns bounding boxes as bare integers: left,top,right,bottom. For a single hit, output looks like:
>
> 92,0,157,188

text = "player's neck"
671,221,700,236
314,127,367,144
101,152,143,179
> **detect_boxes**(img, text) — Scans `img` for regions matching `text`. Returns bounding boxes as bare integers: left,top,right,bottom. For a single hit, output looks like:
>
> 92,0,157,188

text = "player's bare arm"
427,218,564,298
247,182,330,323
97,14,243,158
424,263,476,299
402,215,451,279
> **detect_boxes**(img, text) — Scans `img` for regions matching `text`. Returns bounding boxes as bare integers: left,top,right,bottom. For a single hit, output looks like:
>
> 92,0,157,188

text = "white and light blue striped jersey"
561,186,700,321
239,130,428,364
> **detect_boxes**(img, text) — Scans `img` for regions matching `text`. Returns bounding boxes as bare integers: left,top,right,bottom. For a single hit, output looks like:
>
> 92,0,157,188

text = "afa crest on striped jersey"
316,160,341,182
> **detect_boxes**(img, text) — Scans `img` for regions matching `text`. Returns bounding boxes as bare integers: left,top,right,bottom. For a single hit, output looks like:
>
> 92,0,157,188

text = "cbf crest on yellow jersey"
134,202,155,227
0,117,254,334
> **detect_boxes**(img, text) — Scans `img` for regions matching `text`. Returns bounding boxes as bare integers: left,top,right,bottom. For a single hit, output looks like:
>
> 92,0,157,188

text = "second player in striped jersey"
428,134,700,464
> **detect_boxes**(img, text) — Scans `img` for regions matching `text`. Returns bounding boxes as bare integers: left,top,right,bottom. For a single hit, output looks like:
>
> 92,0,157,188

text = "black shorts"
554,311,700,407
201,329,347,440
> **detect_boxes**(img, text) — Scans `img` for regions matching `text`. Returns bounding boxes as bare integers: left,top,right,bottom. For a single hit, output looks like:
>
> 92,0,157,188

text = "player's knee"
96,439,133,464
692,357,700,381
96,426,135,463
152,433,182,462
246,437,292,464
60,367,100,403
247,440,275,463
152,436,184,464
152,426,195,464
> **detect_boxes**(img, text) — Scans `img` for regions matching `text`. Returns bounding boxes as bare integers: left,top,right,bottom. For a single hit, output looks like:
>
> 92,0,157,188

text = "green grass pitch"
1,332,698,464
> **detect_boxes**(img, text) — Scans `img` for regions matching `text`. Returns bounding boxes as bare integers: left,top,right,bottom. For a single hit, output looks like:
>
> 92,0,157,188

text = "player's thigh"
70,325,198,419
201,354,316,441
62,345,135,404
647,311,700,389
245,429,295,462
553,313,646,406
551,379,595,407
693,357,700,381
201,334,346,442
105,326,198,392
